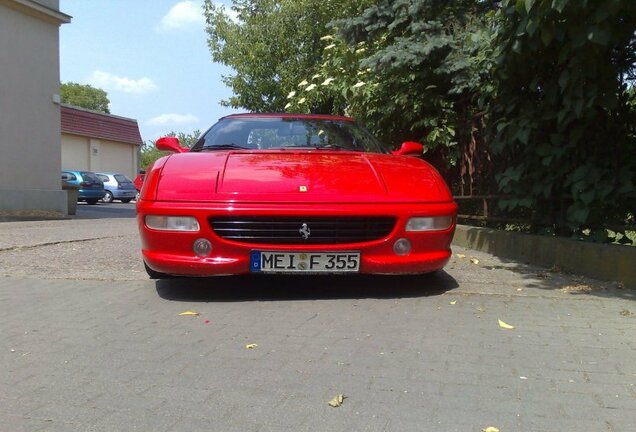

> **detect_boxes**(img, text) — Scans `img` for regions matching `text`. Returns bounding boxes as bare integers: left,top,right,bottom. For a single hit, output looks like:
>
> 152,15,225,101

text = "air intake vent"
210,216,395,245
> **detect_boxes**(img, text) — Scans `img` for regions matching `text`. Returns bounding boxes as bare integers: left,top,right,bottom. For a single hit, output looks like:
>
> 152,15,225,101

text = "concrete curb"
452,224,636,289
0,210,67,222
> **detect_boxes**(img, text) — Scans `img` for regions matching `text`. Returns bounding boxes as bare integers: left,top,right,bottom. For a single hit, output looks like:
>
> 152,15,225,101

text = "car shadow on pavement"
155,271,458,302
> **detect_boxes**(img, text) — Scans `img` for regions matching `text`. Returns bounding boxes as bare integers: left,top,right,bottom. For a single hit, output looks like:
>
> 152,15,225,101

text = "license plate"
250,251,360,273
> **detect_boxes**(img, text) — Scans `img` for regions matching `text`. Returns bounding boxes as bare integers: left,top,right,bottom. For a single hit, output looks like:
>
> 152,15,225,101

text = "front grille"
210,216,396,245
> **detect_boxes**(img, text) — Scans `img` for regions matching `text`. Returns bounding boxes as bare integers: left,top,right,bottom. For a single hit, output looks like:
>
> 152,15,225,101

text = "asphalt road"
73,201,137,220
0,206,634,431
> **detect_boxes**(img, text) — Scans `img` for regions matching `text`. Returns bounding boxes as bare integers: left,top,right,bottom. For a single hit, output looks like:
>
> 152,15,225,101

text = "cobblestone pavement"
1,213,635,431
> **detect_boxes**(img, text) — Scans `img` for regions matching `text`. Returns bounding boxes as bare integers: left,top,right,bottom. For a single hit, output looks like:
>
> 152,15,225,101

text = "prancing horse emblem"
299,223,311,240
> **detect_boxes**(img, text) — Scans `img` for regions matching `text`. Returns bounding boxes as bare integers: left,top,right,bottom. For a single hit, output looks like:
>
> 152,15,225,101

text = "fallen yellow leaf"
449,300,457,305
498,319,515,329
456,254,466,259
178,311,199,316
328,394,345,407
470,258,480,265
245,343,258,349
561,284,593,293
483,428,500,432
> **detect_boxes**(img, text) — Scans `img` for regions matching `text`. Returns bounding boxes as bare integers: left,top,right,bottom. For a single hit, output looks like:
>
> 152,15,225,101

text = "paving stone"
84,408,178,432
0,216,634,431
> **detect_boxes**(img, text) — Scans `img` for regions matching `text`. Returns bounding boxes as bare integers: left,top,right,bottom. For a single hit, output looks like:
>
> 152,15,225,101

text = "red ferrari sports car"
137,113,457,278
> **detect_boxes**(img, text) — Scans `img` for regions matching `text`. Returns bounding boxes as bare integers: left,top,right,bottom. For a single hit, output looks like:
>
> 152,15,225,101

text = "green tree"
139,145,167,171
297,1,495,134
286,0,497,191
60,82,110,113
139,130,201,169
202,0,636,242
168,130,202,149
205,0,497,189
491,0,636,237
203,0,374,112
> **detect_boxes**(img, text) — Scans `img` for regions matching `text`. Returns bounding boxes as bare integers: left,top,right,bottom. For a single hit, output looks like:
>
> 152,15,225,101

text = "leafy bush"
491,0,636,238
204,0,636,242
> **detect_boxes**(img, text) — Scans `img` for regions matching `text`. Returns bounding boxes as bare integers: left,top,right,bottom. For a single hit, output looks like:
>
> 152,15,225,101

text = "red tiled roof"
60,104,143,146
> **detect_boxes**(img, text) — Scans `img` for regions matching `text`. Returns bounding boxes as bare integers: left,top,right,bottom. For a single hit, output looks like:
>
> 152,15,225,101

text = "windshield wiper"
200,143,248,151
314,144,349,150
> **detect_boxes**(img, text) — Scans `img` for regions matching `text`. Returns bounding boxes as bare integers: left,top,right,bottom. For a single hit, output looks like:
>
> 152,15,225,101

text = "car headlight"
145,215,200,232
405,216,453,232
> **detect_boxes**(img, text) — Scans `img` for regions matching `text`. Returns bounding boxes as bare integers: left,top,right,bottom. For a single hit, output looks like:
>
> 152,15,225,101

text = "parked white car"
96,173,137,203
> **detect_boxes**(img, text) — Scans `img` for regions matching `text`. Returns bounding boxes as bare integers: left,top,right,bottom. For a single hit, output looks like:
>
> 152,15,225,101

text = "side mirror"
156,136,187,153
392,141,423,156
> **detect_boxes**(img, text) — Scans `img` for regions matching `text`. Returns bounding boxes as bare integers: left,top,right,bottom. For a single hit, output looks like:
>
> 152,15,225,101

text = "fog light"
193,238,212,257
393,238,412,256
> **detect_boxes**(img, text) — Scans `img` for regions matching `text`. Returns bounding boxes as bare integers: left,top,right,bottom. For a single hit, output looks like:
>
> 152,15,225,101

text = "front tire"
144,261,174,279
102,191,114,203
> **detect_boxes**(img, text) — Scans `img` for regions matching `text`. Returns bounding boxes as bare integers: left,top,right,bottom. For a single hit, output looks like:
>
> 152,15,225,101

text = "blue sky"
59,0,240,142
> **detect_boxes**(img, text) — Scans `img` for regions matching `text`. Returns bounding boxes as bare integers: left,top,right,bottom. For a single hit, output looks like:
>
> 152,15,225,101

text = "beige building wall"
99,140,138,179
61,134,139,179
61,134,90,171
0,0,70,214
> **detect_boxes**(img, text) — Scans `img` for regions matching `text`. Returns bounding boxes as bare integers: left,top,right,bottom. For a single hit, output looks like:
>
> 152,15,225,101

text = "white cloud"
157,1,237,32
146,113,200,126
158,1,205,31
88,70,157,95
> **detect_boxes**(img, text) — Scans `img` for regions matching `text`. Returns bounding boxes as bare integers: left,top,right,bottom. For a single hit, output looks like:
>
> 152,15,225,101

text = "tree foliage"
286,0,497,159
60,82,110,113
204,0,636,241
139,130,201,169
492,0,636,237
203,0,374,112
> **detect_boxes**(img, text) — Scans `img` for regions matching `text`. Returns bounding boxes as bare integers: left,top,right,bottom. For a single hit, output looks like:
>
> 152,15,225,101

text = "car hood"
155,151,452,203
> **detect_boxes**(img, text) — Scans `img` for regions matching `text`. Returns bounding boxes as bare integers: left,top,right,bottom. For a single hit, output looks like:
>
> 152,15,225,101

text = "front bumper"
137,201,457,277
79,189,106,200
112,189,137,199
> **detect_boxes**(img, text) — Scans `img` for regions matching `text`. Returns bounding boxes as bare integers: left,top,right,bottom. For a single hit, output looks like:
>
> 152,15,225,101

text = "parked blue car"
61,170,105,205
96,172,137,203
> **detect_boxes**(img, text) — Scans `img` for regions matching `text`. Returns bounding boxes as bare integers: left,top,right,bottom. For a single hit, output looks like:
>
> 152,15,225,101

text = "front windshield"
192,117,388,154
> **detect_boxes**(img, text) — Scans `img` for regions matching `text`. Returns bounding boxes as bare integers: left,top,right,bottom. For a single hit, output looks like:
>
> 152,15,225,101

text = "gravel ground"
1,212,634,432
0,213,627,302
0,218,143,281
